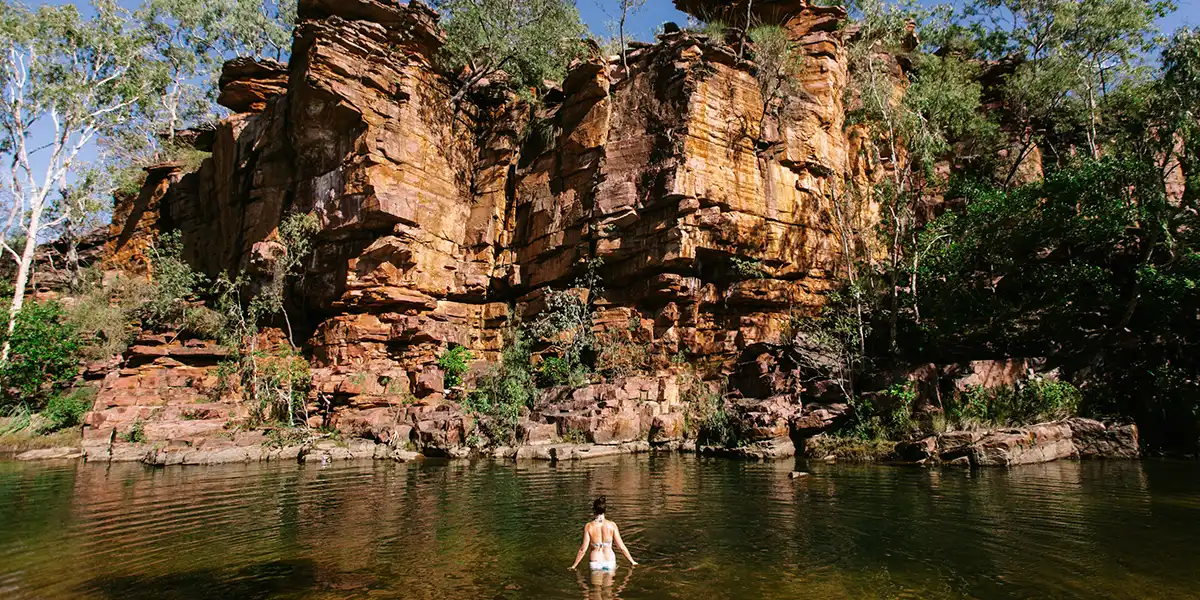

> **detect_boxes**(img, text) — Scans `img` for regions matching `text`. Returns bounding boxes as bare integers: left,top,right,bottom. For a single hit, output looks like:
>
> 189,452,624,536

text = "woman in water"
570,496,638,571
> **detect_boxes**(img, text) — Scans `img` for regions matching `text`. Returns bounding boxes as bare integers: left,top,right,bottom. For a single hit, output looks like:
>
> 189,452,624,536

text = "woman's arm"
570,526,591,569
613,523,638,566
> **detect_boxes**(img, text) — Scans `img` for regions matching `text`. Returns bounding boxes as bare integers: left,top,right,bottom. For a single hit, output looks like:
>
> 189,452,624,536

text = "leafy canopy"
0,301,81,409
436,0,587,98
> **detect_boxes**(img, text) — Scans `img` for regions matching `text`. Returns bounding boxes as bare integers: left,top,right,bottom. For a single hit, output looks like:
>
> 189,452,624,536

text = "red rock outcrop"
104,163,182,274
83,332,232,459
894,418,1140,466
83,0,881,457
216,57,289,113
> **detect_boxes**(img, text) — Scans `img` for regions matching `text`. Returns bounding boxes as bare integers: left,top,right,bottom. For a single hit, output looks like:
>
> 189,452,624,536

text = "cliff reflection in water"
0,456,1197,599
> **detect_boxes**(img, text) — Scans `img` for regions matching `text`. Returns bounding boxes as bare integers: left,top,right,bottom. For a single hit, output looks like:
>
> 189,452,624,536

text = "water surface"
1,455,1198,599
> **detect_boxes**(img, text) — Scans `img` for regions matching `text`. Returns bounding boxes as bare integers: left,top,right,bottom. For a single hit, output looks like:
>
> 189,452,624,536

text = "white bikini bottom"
589,560,617,571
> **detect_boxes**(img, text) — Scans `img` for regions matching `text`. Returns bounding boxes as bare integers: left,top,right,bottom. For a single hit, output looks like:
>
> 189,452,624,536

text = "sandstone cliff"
81,0,1117,463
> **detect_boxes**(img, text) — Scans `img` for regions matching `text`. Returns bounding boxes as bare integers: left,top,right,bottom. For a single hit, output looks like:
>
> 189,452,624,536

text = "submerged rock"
893,419,1139,467
15,447,83,461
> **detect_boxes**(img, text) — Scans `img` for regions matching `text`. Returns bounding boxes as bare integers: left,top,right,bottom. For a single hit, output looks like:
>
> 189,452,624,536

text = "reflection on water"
577,566,632,600
0,455,1198,599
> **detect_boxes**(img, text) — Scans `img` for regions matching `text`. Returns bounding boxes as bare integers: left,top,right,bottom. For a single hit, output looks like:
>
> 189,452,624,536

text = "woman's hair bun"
593,496,607,515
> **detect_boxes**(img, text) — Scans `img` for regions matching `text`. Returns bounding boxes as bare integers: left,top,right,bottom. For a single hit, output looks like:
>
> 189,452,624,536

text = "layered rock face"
508,9,856,368
90,0,1136,464
116,0,862,436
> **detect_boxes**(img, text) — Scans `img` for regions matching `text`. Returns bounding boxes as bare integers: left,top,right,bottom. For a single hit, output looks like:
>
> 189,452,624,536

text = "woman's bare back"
570,497,637,571
586,520,616,564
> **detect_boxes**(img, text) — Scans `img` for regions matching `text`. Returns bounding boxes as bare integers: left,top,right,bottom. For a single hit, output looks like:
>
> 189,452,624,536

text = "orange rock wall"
139,0,877,426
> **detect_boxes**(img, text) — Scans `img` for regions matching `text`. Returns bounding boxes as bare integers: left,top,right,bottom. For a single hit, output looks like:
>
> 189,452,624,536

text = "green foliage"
0,404,32,436
67,234,220,363
66,271,147,360
562,428,588,444
0,302,81,409
436,0,587,99
730,256,767,280
535,355,578,387
803,433,897,461
841,389,918,443
947,380,1081,428
747,24,805,119
142,230,207,330
438,345,474,388
915,158,1160,353
122,418,146,443
950,0,1172,173
464,332,535,445
785,287,878,403
525,260,604,385
39,388,96,433
204,211,319,427
680,371,733,445
594,331,650,379
211,270,313,426
697,19,728,41
250,212,321,329
528,290,594,371
906,53,999,173
904,153,1200,447
0,0,165,148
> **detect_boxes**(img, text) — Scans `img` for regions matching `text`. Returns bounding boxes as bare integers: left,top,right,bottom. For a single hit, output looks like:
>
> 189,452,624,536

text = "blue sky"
579,0,1199,42
24,0,1199,50
14,0,1199,195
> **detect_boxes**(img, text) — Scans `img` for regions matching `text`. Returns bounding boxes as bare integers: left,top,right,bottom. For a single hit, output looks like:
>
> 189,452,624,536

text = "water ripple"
0,457,1198,599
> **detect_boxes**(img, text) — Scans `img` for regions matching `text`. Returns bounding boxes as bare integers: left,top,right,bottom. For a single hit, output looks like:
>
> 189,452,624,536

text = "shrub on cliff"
949,380,1081,429
438,345,474,388
680,371,734,445
67,232,219,361
142,230,209,330
0,302,82,409
436,0,588,102
464,332,535,445
66,270,150,360
38,388,96,433
747,24,804,130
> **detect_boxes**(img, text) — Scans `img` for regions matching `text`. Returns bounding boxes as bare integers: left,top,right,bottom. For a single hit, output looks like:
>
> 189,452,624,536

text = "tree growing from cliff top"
747,24,804,137
844,0,994,353
0,0,165,361
108,0,296,179
613,0,646,73
436,0,587,103
957,0,1172,184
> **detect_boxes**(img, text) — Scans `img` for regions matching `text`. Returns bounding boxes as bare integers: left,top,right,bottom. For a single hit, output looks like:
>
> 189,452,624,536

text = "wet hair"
593,496,606,516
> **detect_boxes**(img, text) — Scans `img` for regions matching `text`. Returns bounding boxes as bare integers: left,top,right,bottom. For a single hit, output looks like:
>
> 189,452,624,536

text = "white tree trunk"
2,192,44,361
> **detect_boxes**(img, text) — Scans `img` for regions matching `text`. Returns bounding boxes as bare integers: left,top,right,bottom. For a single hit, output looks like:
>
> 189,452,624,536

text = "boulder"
16,447,83,461
968,423,1077,467
649,412,685,443
519,421,558,445
591,413,642,445
937,430,983,459
895,436,936,462
216,57,288,113
1066,418,1139,459
791,403,849,437
706,437,796,460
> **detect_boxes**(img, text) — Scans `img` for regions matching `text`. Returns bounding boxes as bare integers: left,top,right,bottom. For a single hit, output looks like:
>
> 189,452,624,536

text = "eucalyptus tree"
0,0,166,358
115,0,296,165
961,0,1172,183
437,0,588,103
844,0,994,352
614,0,646,72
